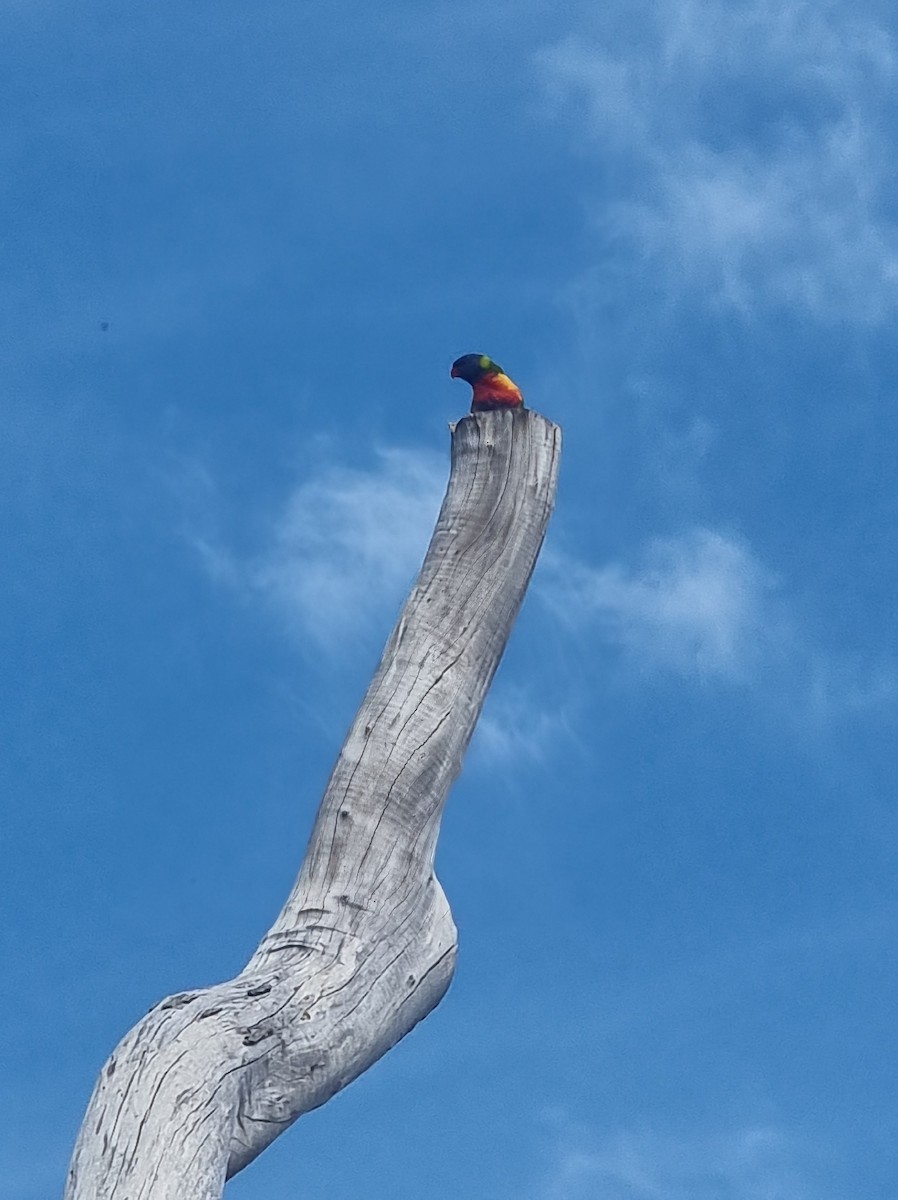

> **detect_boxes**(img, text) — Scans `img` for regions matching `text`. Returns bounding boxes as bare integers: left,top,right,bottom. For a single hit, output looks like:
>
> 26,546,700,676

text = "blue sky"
3,0,898,1196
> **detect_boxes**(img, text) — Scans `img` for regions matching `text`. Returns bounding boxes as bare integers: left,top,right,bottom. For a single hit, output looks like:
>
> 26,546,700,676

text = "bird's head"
450,353,503,383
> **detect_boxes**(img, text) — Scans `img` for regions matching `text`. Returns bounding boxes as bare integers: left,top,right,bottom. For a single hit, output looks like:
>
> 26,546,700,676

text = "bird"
450,353,525,412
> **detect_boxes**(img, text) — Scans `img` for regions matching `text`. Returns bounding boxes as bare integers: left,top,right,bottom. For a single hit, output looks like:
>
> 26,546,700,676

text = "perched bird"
450,353,525,412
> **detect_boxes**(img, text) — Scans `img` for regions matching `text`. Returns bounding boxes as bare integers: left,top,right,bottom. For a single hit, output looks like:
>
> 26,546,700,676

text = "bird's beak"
450,365,459,378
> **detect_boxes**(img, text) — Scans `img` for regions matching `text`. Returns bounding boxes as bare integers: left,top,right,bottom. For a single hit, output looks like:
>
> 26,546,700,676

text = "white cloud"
473,686,576,766
249,447,447,649
541,529,784,682
540,0,898,321
185,446,447,651
539,525,897,725
184,449,895,727
537,1122,816,1200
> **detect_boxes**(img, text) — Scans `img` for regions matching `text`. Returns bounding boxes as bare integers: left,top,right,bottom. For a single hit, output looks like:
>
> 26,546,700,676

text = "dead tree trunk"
66,408,561,1200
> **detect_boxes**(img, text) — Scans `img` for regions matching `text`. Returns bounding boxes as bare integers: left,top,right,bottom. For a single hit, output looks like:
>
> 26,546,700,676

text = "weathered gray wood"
65,409,561,1200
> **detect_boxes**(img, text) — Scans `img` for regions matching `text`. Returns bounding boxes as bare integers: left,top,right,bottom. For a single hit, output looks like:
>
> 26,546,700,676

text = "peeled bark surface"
66,408,561,1200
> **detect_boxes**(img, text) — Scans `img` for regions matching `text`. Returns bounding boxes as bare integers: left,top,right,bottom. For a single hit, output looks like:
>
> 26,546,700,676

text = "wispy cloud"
195,446,447,651
251,447,447,648
541,529,785,683
183,444,895,729
473,685,577,767
539,526,896,724
540,0,898,322
537,1120,817,1200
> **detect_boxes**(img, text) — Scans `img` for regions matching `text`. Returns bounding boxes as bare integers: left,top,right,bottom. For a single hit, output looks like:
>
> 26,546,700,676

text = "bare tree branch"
66,408,561,1200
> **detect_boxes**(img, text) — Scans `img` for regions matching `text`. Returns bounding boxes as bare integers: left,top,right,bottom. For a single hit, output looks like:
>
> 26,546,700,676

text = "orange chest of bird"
470,371,524,410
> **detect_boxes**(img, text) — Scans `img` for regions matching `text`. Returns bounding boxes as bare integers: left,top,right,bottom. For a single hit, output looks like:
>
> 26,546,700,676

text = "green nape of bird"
450,353,525,412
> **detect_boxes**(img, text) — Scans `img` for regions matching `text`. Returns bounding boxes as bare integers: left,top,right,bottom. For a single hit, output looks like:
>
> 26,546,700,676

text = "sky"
3,0,898,1196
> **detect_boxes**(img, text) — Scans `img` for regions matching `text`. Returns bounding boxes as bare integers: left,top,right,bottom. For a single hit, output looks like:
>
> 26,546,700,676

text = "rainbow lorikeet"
450,354,525,412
